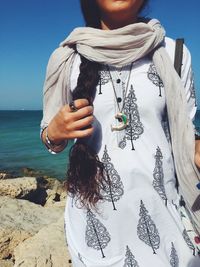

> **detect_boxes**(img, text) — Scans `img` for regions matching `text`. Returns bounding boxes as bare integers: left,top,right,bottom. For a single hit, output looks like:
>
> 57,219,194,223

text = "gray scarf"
41,19,200,233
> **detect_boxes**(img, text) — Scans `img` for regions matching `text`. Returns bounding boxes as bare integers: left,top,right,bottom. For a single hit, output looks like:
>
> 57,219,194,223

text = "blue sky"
0,0,200,110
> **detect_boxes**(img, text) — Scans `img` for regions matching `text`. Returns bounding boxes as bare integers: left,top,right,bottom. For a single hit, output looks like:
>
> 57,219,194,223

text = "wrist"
41,127,68,154
46,127,64,145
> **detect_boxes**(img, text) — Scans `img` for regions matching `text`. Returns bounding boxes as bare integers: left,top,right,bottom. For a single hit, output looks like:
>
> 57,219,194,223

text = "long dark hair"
66,0,149,208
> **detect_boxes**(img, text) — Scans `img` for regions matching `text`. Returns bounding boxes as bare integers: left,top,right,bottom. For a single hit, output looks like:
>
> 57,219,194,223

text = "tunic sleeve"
164,37,197,121
181,44,197,121
39,46,76,155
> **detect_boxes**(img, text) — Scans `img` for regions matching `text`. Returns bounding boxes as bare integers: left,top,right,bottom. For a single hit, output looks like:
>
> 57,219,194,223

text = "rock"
13,217,71,267
0,172,11,180
0,176,67,207
0,259,14,267
20,168,42,178
0,229,30,261
44,180,67,207
0,177,37,199
44,189,67,207
0,196,64,260
44,189,58,206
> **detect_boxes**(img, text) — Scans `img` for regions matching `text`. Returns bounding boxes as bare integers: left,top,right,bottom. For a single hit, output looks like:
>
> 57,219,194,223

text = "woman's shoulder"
163,36,191,64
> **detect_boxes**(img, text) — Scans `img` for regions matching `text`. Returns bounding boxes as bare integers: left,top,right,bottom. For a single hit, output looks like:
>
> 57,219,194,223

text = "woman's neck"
100,14,139,30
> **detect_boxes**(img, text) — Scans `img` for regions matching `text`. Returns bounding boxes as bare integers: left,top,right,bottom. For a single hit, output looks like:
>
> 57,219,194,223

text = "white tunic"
64,37,200,267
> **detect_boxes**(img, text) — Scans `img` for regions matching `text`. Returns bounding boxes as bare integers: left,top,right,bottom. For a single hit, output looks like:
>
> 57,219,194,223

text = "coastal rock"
21,167,42,178
0,177,37,199
0,196,64,261
13,217,71,267
0,260,14,267
44,178,67,207
44,185,67,207
0,176,67,206
0,228,30,261
0,172,11,180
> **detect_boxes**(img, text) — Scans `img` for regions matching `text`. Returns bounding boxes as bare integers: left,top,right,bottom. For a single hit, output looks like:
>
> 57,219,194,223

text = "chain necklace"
107,63,133,131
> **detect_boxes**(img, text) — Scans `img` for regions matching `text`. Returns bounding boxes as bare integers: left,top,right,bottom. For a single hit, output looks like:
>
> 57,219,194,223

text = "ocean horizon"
0,110,72,180
0,109,200,180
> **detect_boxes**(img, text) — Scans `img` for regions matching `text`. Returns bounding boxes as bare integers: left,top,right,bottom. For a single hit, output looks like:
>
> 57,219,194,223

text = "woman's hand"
195,140,200,168
42,99,94,144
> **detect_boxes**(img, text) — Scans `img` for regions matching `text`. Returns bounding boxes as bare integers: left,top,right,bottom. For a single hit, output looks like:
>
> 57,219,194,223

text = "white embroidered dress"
64,37,200,267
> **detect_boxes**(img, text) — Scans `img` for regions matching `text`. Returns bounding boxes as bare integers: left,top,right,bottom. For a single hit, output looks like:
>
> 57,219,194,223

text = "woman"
41,0,200,266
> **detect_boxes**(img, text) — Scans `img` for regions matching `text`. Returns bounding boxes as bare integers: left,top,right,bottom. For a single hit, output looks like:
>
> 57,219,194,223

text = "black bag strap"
172,38,184,191
174,38,184,77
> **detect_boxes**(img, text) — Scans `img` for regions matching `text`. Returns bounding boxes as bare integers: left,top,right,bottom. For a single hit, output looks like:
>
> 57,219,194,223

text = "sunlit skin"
42,0,200,168
195,140,200,168
96,0,144,29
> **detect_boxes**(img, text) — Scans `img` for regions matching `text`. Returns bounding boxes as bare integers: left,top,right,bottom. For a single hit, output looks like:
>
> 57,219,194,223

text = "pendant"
111,112,128,131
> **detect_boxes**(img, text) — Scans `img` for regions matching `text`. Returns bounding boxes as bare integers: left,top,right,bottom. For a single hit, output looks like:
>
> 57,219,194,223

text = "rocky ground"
0,171,72,267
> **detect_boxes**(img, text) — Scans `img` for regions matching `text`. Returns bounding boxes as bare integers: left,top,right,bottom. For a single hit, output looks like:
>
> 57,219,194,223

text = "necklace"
107,63,133,131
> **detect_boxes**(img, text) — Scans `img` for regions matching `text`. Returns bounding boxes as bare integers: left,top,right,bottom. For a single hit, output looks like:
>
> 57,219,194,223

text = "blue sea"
0,110,200,180
0,110,72,180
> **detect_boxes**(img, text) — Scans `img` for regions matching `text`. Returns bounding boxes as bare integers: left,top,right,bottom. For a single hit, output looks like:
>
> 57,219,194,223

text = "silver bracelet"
43,127,68,154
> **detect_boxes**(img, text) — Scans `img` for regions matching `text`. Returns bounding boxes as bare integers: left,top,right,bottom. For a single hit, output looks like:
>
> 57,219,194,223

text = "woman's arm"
195,140,200,168
41,99,94,153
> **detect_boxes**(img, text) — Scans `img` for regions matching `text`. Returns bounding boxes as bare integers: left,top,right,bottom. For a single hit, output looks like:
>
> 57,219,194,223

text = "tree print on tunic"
189,71,197,107
101,145,124,210
119,85,144,150
123,246,140,267
152,146,168,206
85,209,111,258
98,69,110,94
137,200,160,254
182,229,196,256
170,242,179,267
147,63,164,97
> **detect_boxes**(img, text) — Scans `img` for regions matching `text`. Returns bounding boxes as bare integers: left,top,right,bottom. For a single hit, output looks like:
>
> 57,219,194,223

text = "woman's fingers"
64,99,93,121
75,127,94,138
72,115,94,130
66,126,94,139
66,99,90,112
73,106,94,120
47,99,94,141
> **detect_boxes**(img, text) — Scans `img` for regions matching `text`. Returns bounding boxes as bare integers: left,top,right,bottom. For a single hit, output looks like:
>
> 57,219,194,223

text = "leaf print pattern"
98,69,110,94
170,242,179,267
152,146,168,206
182,229,196,256
119,85,144,150
189,70,197,106
147,63,164,97
123,246,139,267
189,71,196,98
137,200,160,254
101,145,124,210
119,136,127,149
85,209,111,258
